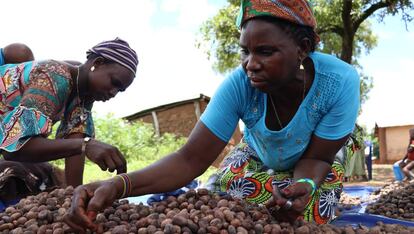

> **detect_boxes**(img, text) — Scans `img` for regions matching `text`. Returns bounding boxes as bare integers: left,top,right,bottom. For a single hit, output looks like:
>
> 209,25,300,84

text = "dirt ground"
343,164,395,187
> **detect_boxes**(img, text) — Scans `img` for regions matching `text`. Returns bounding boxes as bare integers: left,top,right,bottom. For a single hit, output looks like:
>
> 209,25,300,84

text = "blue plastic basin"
393,162,404,181
342,185,379,200
333,213,414,227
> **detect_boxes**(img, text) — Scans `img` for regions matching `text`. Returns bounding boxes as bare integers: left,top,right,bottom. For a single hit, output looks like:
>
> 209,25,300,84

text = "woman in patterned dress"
0,38,138,187
65,1,360,231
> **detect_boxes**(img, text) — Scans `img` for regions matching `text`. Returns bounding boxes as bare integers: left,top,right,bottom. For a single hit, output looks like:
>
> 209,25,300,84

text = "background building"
375,122,414,163
124,94,242,167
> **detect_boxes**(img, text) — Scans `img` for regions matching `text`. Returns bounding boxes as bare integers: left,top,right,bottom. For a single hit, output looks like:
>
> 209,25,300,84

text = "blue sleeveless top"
200,52,360,171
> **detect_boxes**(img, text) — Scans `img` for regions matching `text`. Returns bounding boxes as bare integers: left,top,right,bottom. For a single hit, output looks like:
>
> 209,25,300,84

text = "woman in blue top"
65,0,359,230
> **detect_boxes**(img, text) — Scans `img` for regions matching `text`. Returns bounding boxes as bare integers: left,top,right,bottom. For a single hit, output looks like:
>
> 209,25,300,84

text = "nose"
244,54,261,71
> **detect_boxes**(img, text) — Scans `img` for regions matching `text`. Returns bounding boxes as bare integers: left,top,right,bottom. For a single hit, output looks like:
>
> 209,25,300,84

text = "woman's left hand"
266,182,313,223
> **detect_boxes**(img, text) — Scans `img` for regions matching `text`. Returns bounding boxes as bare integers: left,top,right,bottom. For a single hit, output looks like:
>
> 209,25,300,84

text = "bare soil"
343,164,394,187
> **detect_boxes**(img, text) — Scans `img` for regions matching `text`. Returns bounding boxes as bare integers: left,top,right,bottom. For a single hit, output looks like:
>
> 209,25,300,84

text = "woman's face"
240,19,301,93
86,63,134,102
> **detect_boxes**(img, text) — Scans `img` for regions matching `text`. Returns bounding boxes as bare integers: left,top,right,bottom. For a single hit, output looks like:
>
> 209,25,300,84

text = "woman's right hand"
64,178,122,233
85,139,127,174
266,183,311,223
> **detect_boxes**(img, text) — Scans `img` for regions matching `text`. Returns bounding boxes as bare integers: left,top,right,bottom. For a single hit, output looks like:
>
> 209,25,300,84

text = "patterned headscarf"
236,0,317,30
87,38,138,75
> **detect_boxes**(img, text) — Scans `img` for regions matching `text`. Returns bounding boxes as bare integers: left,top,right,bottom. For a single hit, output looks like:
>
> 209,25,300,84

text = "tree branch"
354,0,390,31
317,25,344,35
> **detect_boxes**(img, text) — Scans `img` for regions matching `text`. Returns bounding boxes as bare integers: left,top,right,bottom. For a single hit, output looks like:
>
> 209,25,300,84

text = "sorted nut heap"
365,181,408,202
338,181,413,214
338,192,362,212
366,181,414,221
0,186,74,234
1,186,414,233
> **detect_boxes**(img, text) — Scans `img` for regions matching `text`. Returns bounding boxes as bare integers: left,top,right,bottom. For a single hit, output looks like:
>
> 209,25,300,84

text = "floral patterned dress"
0,60,94,153
206,142,344,224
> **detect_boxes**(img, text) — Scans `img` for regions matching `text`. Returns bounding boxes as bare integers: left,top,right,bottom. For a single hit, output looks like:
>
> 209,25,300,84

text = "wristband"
115,174,132,198
81,137,91,157
296,178,317,196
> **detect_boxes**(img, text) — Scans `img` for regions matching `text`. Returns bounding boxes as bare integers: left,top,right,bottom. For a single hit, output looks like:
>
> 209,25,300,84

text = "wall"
378,125,414,163
136,100,209,137
377,128,387,164
131,99,242,167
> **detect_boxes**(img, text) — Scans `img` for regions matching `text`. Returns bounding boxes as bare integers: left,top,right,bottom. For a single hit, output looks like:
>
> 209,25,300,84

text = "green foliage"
93,114,186,162
49,114,186,168
83,160,217,184
46,114,219,184
196,2,241,74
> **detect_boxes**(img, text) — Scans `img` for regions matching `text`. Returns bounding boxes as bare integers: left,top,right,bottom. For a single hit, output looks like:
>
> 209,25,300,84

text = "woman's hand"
64,178,122,233
85,139,127,174
266,182,313,223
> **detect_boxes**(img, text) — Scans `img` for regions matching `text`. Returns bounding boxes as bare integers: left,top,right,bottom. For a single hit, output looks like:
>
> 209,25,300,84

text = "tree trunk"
340,0,354,64
340,30,355,64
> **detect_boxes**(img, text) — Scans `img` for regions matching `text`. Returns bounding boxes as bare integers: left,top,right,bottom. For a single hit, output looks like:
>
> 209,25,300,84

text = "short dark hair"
242,16,317,52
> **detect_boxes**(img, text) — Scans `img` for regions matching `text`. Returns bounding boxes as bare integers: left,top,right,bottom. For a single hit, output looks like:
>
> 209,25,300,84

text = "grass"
55,159,218,185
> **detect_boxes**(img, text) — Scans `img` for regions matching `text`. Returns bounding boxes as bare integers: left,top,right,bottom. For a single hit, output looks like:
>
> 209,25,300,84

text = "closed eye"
257,46,276,56
111,78,124,91
240,48,249,56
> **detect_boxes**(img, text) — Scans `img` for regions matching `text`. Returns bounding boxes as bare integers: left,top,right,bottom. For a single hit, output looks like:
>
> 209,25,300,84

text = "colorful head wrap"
236,0,317,30
87,38,138,75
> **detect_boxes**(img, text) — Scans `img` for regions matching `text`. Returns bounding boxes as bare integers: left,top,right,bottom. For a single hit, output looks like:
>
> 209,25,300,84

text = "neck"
270,80,304,102
73,65,88,98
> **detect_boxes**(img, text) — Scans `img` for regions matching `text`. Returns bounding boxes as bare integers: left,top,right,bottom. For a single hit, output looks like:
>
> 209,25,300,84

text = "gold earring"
91,66,95,72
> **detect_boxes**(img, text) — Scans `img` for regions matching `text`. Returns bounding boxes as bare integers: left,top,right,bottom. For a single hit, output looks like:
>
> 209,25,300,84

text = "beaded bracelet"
115,174,132,198
296,178,317,196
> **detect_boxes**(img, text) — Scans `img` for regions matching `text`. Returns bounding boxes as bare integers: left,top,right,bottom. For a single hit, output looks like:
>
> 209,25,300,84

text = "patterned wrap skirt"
206,142,344,224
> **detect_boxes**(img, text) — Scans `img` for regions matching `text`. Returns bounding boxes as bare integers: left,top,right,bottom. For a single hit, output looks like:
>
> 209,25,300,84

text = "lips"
250,76,265,83
249,76,268,88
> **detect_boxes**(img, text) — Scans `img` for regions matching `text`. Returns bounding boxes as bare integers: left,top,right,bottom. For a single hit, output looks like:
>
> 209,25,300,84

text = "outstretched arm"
64,121,228,232
128,121,227,195
65,133,86,187
3,134,127,175
2,136,84,162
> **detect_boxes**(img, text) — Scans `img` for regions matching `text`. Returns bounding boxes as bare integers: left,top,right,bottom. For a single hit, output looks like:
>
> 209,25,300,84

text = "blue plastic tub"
335,185,414,227
0,199,19,212
393,161,404,181
342,185,379,200
333,213,414,228
341,186,380,213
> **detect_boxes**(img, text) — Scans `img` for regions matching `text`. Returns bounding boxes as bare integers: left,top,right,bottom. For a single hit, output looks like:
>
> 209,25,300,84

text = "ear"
297,38,311,60
91,56,106,68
